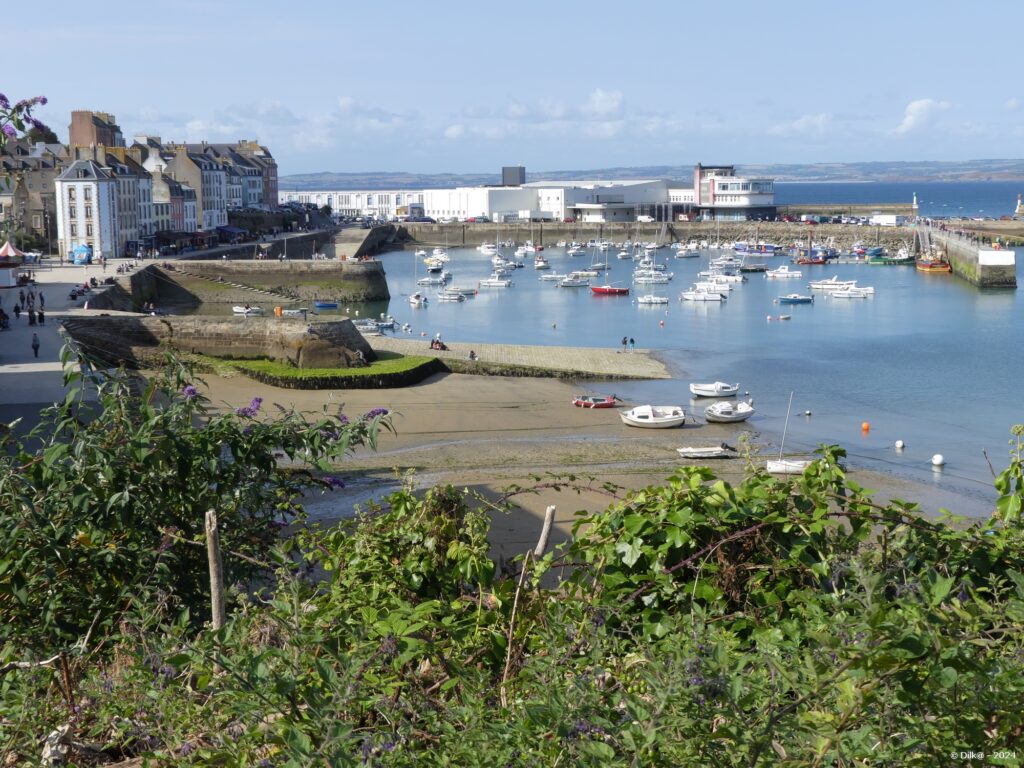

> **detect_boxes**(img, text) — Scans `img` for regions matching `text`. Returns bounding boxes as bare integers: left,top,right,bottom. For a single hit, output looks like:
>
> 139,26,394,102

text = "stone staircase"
167,265,294,303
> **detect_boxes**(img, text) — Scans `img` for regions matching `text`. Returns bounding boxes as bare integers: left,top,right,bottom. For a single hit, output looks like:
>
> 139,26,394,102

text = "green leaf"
616,538,643,567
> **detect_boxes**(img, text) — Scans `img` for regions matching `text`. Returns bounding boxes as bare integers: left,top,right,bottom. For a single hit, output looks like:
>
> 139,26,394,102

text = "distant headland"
279,159,1024,191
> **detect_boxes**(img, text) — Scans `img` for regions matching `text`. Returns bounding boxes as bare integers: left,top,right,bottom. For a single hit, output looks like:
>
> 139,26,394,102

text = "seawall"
928,231,1017,289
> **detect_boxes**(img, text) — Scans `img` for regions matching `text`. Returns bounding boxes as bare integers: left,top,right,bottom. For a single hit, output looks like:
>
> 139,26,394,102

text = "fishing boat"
704,400,755,423
572,394,618,408
916,255,952,273
690,381,739,397
591,284,630,296
777,294,814,304
313,300,338,309
534,255,551,269
619,404,686,429
677,443,738,460
233,305,264,315
868,247,914,265
636,294,669,305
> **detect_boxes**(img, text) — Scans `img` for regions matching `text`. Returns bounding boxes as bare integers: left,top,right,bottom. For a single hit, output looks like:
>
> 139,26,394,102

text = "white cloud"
506,102,529,119
768,113,833,138
1006,97,1021,110
444,124,465,139
893,98,950,136
582,88,623,117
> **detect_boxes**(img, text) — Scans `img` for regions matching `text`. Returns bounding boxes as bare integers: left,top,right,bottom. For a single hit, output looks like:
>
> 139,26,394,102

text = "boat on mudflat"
619,404,686,429
704,400,755,423
314,300,339,309
233,305,264,315
766,458,813,475
689,381,740,398
572,394,618,409
677,443,738,460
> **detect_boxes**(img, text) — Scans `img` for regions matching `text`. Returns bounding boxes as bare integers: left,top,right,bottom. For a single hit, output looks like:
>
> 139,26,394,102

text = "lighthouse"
1016,193,1024,217
912,192,918,211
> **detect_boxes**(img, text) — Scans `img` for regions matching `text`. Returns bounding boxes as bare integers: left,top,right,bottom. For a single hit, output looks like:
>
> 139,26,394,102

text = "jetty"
918,226,1016,289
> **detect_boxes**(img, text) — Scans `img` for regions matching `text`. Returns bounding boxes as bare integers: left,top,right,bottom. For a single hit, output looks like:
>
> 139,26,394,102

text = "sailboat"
765,393,812,474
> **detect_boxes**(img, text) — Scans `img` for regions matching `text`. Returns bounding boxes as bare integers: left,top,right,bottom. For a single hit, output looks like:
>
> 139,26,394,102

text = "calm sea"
335,182,1022,517
775,180,1024,218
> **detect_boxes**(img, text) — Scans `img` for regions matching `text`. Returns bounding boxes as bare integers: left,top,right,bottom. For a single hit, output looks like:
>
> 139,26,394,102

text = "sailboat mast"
779,392,794,460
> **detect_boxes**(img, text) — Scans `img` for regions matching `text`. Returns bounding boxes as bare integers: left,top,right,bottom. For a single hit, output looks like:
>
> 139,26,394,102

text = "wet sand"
199,369,993,563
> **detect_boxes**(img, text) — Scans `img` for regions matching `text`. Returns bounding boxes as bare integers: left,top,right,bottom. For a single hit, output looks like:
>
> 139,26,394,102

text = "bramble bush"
1,349,1023,765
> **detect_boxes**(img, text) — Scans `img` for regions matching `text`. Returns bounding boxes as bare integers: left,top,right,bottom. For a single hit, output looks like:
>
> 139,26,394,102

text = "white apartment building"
55,160,118,262
280,189,426,219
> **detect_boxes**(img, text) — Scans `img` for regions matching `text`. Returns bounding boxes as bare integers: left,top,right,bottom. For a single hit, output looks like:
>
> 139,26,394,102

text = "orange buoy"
861,421,870,432
659,320,665,327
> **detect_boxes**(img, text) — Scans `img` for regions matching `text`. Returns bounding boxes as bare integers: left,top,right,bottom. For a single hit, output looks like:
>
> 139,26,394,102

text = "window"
85,205,92,218
86,223,93,236
69,206,77,218
70,224,78,237
68,187,75,200
84,188,92,201
32,214,42,229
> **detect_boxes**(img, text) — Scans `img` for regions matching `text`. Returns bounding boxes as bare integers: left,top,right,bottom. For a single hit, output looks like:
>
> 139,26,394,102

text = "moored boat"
689,381,740,397
916,256,952,273
314,300,339,309
636,294,669,305
233,305,264,315
676,443,738,459
591,284,630,296
408,291,428,306
766,458,813,475
704,400,755,423
765,264,802,279
619,404,686,429
777,294,814,304
572,394,618,408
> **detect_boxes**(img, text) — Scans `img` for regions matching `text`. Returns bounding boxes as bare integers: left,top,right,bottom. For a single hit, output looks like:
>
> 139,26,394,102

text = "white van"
637,215,656,223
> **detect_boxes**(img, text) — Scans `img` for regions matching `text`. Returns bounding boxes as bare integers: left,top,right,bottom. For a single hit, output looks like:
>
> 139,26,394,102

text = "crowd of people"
10,287,45,327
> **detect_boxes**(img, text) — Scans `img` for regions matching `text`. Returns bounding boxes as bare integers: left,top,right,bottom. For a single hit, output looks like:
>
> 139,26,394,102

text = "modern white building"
55,160,118,262
279,164,777,223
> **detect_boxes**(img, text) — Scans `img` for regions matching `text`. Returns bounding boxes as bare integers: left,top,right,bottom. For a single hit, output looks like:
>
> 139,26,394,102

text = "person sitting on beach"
468,350,477,361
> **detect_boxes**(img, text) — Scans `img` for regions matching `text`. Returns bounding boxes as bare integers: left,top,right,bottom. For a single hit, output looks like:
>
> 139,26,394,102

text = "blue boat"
777,294,814,304
314,300,339,309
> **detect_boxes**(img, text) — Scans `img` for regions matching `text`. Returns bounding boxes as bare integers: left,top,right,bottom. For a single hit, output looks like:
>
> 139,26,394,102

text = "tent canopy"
0,240,25,260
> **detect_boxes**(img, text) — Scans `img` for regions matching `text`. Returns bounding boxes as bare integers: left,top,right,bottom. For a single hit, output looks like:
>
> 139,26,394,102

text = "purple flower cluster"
0,93,8,109
364,407,389,419
235,396,263,418
1,124,14,138
182,384,198,400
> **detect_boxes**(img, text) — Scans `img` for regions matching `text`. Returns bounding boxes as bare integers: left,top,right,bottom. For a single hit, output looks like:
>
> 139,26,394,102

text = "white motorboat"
414,249,427,258
704,400,755,423
689,381,740,397
408,291,428,306
693,281,730,296
233,305,264,315
566,246,586,256
766,458,813,475
636,294,669,305
619,404,687,429
436,291,466,302
280,307,309,317
539,272,568,281
445,285,478,295
680,285,725,302
417,273,451,285
677,443,738,460
432,247,449,259
634,273,672,285
808,275,857,291
831,286,874,298
558,276,590,288
479,273,513,287
478,243,497,255
766,265,802,279
534,255,551,269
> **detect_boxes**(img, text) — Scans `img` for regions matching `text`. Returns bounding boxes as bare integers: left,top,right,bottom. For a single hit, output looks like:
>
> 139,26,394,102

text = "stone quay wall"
61,315,376,370
172,260,391,303
930,232,1017,289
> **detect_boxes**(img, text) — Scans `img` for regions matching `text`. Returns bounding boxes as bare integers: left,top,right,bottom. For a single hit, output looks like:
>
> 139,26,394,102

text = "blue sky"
9,0,1024,175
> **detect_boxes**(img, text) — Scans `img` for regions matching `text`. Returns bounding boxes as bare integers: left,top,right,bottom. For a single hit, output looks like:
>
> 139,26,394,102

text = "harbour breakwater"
399,222,916,254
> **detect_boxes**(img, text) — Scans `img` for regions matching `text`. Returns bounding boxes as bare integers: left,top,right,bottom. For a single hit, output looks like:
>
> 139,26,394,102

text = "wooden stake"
205,509,226,631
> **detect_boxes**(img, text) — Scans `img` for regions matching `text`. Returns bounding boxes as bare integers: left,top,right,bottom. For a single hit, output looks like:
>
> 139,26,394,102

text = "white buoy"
895,440,905,450
931,453,945,467
804,410,812,416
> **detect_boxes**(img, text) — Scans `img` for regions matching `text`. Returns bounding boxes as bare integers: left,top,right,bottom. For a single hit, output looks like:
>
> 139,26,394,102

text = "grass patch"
231,351,432,379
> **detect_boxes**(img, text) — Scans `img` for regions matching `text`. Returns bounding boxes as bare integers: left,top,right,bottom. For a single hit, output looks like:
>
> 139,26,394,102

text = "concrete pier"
920,228,1017,289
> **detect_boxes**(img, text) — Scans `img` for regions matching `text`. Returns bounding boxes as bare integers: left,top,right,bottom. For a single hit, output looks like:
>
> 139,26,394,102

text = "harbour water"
335,234,1021,519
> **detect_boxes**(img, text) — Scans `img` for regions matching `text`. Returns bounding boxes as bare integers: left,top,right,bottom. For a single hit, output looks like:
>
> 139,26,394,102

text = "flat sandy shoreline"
199,369,992,562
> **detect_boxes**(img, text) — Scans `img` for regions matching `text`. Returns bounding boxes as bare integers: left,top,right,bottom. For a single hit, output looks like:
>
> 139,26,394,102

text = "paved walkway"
368,336,670,379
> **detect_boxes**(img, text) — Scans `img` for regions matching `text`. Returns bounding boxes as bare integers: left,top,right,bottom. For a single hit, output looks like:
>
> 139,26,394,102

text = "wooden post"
205,509,226,630
534,505,557,558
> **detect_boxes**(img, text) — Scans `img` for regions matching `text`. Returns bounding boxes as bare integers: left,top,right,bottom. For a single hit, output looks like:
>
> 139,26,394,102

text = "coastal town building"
54,159,118,262
0,140,68,250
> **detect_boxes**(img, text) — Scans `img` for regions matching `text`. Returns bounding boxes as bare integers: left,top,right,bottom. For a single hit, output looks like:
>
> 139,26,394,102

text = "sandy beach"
198,368,986,564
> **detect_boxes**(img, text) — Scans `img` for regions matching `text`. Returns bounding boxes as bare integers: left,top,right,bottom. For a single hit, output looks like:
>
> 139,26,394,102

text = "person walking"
38,292,44,310
629,337,635,352
31,332,40,358
621,335,628,352
13,303,19,320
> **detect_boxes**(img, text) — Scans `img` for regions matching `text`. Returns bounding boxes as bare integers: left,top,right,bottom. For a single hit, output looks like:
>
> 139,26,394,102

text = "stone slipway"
367,336,671,379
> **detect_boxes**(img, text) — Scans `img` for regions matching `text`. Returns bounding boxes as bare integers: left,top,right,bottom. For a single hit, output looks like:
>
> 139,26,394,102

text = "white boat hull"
766,459,813,475
677,444,738,459
704,401,755,423
689,381,740,397
619,405,686,429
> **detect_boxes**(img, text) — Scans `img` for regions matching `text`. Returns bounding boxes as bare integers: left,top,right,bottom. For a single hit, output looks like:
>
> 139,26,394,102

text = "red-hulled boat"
572,394,618,408
591,285,629,296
